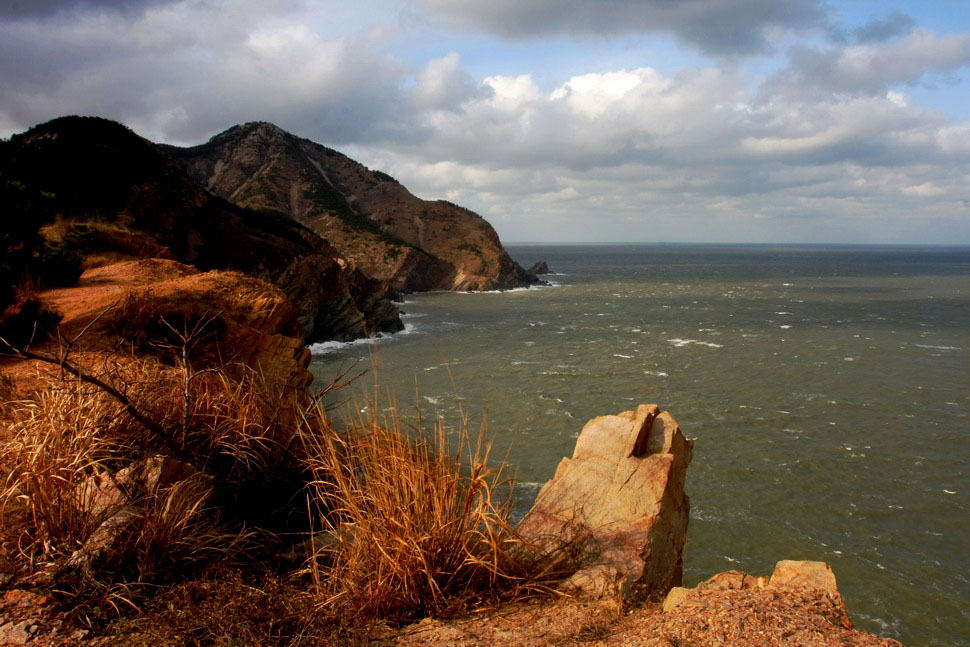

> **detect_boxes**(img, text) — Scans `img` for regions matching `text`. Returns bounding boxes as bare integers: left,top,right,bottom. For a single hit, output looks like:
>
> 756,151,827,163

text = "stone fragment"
663,560,842,614
0,620,34,645
517,404,693,603
769,559,839,595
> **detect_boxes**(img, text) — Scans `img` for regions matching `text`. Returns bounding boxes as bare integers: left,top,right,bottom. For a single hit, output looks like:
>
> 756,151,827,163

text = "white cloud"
411,51,489,111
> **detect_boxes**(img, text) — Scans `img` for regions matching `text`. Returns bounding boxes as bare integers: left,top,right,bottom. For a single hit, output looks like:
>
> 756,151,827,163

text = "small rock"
527,261,550,276
0,620,34,645
769,559,839,595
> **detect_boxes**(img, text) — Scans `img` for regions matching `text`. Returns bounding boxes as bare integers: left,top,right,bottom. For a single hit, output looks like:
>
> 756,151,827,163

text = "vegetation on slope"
0,309,575,644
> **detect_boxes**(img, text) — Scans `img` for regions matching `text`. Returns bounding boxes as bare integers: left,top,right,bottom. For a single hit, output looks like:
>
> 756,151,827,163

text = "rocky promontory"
167,122,541,293
2,116,402,344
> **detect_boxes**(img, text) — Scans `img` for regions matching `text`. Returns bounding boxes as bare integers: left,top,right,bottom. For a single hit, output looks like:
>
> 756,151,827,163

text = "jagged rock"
517,404,693,603
663,560,842,613
527,261,550,275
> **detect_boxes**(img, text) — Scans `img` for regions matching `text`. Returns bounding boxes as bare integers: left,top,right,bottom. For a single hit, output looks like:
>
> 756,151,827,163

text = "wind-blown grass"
0,350,579,643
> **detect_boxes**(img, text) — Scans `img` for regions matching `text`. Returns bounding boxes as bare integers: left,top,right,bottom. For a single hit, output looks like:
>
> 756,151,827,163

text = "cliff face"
4,116,402,342
166,122,539,293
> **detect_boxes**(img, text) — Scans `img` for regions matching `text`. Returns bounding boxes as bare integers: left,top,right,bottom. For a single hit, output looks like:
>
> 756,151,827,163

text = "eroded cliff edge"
166,122,541,293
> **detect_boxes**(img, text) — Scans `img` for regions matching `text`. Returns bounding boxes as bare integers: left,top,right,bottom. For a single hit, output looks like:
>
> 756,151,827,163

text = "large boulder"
517,404,693,603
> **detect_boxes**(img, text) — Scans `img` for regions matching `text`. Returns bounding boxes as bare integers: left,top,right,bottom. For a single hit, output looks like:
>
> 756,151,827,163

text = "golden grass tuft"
301,398,571,623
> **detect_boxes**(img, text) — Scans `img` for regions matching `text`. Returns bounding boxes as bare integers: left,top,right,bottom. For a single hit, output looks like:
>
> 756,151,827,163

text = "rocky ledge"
382,404,902,646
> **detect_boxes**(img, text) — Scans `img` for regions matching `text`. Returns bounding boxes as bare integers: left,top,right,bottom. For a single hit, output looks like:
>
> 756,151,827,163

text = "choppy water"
310,244,970,646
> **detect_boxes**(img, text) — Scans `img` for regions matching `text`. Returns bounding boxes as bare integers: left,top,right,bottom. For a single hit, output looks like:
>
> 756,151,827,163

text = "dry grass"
0,357,309,612
301,397,574,624
0,343,580,642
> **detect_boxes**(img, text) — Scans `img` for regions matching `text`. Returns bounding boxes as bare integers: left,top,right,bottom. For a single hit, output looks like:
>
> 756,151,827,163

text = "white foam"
644,370,668,377
779,325,792,329
915,344,961,351
613,354,634,359
308,323,417,355
668,338,723,348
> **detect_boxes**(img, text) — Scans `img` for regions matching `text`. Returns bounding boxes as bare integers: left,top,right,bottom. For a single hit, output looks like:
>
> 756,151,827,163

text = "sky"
1,0,969,244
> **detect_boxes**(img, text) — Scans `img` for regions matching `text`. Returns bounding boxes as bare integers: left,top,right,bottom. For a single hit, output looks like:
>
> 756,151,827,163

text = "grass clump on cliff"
304,401,549,623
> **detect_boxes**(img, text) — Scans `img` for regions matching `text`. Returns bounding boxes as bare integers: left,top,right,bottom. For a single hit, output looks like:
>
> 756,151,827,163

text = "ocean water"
310,244,970,646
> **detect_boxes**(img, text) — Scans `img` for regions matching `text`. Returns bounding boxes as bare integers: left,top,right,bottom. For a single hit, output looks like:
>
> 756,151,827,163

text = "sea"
309,244,970,646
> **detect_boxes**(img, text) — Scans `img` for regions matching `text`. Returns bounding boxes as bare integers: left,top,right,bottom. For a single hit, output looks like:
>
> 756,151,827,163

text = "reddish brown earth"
0,258,312,400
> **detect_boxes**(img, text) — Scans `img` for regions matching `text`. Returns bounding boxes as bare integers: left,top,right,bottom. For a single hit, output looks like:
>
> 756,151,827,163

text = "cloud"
410,52,491,112
0,1,406,145
416,0,826,56
766,28,970,98
0,0,178,19
349,58,970,243
851,10,916,43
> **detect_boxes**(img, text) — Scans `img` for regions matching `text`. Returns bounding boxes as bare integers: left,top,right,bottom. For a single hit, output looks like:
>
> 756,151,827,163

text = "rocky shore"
0,262,904,644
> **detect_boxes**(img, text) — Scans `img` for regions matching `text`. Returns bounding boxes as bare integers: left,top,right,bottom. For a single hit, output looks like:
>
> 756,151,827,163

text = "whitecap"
915,344,961,351
943,489,956,494
667,338,723,348
308,323,417,355
644,370,668,377
779,325,791,329
613,354,634,359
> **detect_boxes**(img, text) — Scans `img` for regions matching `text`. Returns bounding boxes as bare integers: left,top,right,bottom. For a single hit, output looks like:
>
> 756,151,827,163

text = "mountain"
1,116,402,343
165,122,540,293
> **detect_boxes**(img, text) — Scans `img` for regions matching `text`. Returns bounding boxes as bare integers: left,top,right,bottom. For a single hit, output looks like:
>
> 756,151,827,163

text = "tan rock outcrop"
663,560,843,613
517,404,693,603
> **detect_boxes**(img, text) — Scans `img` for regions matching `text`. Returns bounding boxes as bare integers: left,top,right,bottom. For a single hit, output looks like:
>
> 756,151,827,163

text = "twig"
0,336,185,460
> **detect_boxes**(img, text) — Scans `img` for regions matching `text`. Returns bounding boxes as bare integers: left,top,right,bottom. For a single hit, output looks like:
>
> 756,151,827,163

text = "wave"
308,322,417,355
668,338,723,348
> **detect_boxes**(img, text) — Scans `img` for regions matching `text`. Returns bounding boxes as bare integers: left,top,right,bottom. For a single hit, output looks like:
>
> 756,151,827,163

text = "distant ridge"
3,116,403,343
165,121,541,293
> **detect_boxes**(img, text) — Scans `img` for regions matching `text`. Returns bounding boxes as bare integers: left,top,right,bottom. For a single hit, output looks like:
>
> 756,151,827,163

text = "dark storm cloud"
417,0,827,55
0,0,177,19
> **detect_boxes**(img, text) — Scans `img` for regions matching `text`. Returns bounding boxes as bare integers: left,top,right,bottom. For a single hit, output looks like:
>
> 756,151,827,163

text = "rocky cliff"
166,122,540,293
3,116,402,343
